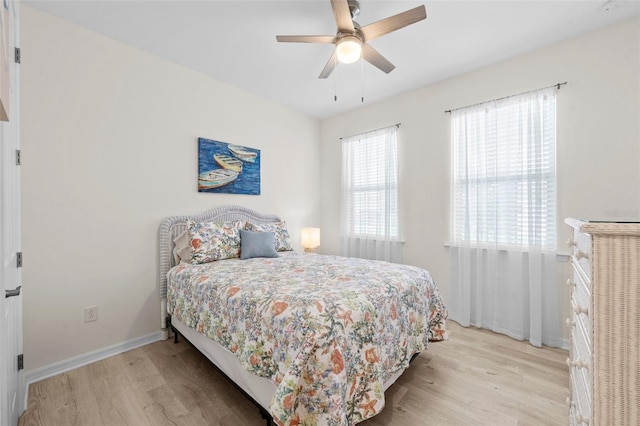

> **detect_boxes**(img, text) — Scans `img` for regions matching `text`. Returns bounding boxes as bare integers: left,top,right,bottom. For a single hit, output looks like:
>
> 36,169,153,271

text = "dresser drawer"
571,291,591,339
570,260,591,340
570,370,592,426
569,403,578,426
569,312,592,420
572,303,591,357
569,228,591,279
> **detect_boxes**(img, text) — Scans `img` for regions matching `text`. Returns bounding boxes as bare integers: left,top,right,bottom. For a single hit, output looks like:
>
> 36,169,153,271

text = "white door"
0,1,22,425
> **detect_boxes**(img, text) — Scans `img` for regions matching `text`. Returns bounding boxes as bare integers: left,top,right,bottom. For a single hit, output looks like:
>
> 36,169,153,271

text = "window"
340,126,401,262
448,87,561,348
451,88,557,249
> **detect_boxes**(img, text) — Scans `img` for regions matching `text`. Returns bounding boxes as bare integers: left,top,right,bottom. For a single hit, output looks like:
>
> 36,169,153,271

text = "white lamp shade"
336,36,362,64
301,227,321,249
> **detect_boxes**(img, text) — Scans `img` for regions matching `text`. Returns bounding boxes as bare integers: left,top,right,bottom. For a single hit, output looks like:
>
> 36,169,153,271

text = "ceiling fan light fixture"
276,1,427,78
336,35,362,64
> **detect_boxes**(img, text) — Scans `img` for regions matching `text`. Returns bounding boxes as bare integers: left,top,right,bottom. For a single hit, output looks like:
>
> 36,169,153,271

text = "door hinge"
17,354,23,371
14,47,20,64
16,149,21,165
16,252,22,268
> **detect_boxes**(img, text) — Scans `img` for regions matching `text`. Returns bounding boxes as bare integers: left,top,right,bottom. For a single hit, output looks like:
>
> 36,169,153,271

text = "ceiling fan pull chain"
334,53,338,101
360,54,364,103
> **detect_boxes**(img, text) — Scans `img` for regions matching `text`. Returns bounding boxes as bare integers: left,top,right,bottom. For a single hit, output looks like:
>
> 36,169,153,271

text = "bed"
159,205,447,425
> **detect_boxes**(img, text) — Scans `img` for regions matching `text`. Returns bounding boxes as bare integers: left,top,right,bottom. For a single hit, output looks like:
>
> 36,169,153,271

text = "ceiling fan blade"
362,43,395,74
319,51,337,79
276,35,335,43
360,5,426,42
331,0,355,33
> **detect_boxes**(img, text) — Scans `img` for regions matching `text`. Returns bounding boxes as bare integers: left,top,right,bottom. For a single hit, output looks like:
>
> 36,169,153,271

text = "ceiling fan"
276,0,427,79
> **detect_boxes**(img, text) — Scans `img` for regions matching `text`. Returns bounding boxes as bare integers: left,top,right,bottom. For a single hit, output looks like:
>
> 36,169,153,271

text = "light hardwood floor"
19,321,569,426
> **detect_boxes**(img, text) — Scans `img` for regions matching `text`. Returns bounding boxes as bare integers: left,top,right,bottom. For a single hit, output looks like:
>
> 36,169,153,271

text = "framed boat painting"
198,137,261,195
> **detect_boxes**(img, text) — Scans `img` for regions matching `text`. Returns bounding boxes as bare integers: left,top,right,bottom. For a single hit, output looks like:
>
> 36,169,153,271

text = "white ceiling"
26,0,640,119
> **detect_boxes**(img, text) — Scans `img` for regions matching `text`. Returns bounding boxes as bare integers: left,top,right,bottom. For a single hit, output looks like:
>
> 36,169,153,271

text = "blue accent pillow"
240,230,279,260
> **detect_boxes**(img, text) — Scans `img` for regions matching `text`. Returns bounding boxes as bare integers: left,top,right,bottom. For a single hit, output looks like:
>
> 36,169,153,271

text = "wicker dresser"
565,218,640,426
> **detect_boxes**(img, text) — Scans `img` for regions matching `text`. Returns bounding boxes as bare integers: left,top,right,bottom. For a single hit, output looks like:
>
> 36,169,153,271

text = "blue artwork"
198,137,261,195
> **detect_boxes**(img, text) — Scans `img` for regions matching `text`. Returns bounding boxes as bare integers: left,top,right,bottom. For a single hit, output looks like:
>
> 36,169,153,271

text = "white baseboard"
22,331,162,408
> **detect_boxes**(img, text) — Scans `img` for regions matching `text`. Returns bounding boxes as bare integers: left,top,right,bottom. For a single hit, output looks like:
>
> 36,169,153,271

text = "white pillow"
172,230,192,264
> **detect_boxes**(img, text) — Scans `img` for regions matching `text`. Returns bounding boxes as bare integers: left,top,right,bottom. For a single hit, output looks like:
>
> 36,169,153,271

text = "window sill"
443,243,570,262
342,236,405,244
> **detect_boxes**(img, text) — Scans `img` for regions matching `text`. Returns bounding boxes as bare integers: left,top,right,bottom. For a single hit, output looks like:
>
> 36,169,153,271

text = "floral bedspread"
167,252,447,425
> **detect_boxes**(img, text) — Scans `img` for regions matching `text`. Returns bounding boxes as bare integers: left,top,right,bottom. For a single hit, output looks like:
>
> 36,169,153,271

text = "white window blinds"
451,88,557,249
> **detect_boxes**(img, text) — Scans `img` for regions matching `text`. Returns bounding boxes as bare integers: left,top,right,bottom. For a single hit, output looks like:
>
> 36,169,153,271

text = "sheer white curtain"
340,126,402,263
449,88,561,347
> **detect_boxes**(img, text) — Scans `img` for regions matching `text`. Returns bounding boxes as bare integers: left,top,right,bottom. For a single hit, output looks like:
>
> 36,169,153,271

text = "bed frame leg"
167,316,179,344
259,407,273,426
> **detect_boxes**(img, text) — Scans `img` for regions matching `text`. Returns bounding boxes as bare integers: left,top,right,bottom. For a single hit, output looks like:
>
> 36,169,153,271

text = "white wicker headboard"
158,205,282,339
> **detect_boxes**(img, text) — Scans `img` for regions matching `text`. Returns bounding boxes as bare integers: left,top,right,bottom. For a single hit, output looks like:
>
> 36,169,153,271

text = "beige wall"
21,6,320,371
320,17,640,334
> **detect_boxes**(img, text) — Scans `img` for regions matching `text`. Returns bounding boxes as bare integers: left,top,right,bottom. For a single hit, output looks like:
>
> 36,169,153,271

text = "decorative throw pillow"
246,221,293,251
173,230,192,264
240,230,279,260
187,220,245,264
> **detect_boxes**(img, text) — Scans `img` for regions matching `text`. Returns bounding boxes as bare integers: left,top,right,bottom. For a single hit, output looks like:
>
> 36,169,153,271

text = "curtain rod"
339,123,401,140
444,81,567,114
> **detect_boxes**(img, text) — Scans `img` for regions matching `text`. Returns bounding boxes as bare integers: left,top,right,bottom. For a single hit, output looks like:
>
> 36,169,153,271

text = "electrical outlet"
84,305,98,323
